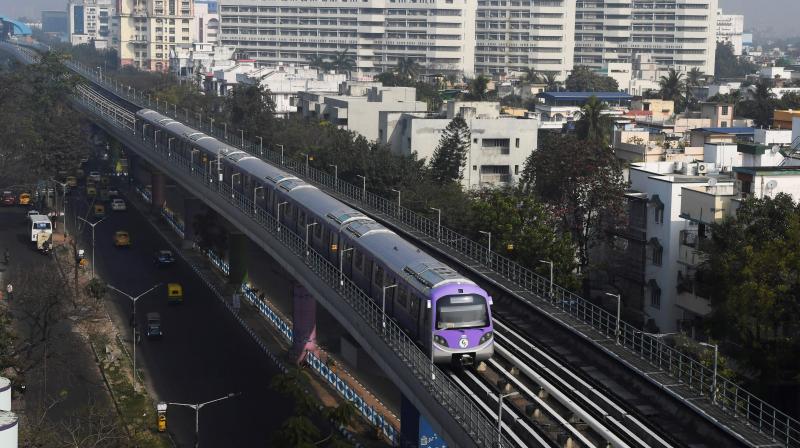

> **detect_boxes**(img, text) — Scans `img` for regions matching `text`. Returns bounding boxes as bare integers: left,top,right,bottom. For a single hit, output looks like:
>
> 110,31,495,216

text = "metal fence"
60,54,800,447
72,82,515,448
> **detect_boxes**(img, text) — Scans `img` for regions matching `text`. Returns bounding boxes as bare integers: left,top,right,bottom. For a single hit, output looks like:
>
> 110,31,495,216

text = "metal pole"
496,392,519,447
91,226,95,279
356,175,366,201
382,284,397,332
430,208,441,241
305,223,317,255
605,293,621,343
539,260,553,300
713,344,718,403
195,405,199,448
329,164,337,189
258,137,263,156
339,247,353,286
479,231,491,257
277,202,287,232
224,122,227,140
278,144,284,165
253,186,263,215
391,189,400,212
240,129,244,147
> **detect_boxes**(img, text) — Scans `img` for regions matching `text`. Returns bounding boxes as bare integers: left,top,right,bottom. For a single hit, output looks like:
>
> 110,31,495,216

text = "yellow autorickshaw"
167,283,183,304
17,193,31,205
94,203,105,218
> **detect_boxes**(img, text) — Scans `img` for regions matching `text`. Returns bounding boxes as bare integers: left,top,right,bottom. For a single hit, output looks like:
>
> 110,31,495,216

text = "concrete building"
117,0,196,71
68,0,117,48
773,110,800,130
716,8,743,56
41,11,69,39
533,91,632,129
193,0,219,44
240,65,348,116
169,41,236,81
574,0,718,76
298,83,427,141
474,0,575,79
379,101,538,187
218,0,476,78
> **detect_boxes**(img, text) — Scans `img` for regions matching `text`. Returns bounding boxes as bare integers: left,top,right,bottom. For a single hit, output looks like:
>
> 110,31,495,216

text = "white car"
88,171,101,182
111,198,126,211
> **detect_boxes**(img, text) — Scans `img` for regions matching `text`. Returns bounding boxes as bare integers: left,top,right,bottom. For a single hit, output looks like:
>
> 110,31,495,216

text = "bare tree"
58,398,128,448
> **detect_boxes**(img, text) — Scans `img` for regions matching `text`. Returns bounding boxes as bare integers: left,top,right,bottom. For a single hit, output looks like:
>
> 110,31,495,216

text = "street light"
301,152,312,174
329,164,338,189
106,283,161,391
539,259,553,300
605,292,622,344
356,175,366,201
390,188,401,211
230,173,240,198
253,186,264,215
382,284,397,332
699,342,719,403
77,216,107,279
191,149,200,171
167,392,241,448
339,247,354,286
276,201,288,232
168,137,174,156
223,122,228,140
430,207,441,241
50,178,69,238
257,136,263,157
497,391,519,447
154,129,161,148
277,144,284,165
479,230,492,253
305,222,318,256
239,128,244,146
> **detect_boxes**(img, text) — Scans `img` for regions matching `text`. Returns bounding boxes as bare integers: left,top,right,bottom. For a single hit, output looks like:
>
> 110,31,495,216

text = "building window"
515,138,520,148
648,238,663,266
648,280,661,309
649,194,664,224
721,105,729,115
720,121,728,128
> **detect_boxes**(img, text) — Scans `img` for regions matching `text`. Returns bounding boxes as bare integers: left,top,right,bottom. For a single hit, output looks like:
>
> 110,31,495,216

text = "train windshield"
435,295,489,330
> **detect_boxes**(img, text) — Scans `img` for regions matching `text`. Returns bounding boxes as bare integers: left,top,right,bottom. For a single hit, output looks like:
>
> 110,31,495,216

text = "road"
67,174,294,446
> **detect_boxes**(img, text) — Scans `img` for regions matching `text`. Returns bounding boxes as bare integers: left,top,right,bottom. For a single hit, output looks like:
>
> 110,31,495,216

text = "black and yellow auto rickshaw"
167,283,183,304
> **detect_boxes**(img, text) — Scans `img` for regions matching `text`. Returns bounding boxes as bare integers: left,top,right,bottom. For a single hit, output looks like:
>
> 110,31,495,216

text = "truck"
29,214,52,243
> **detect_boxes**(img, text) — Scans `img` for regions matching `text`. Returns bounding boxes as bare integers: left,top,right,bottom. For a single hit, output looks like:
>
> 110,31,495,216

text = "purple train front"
429,282,494,364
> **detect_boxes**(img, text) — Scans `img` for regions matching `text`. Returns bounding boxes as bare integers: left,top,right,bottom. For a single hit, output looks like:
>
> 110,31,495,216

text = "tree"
428,116,471,185
395,57,421,81
564,66,619,92
541,73,562,92
737,80,775,127
521,67,541,83
575,96,611,146
697,193,800,386
331,49,355,76
520,134,627,270
307,54,332,72
464,75,492,100
714,42,758,79
223,83,277,138
658,68,685,111
686,67,704,88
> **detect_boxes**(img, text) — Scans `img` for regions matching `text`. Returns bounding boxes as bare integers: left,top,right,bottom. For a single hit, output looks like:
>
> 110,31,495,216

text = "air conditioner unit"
697,163,708,174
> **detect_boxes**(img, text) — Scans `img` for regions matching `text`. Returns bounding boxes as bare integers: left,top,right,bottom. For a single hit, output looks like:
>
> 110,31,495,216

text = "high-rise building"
41,11,69,37
68,0,118,49
193,0,219,44
218,0,476,77
117,0,195,71
574,0,718,76
474,0,575,79
716,8,743,56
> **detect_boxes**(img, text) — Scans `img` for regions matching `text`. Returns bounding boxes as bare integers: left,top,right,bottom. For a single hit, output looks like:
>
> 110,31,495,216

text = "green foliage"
373,72,442,111
84,279,108,302
395,57,421,81
192,210,228,256
715,42,759,79
697,194,800,384
564,66,619,92
224,83,277,138
269,416,320,448
737,80,775,127
521,134,627,269
463,75,493,100
575,96,612,146
658,68,685,112
428,116,470,185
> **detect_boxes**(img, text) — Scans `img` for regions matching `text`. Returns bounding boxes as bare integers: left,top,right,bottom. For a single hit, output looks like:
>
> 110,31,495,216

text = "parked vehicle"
66,176,78,188
29,214,52,243
2,191,15,206
88,171,101,182
145,312,162,338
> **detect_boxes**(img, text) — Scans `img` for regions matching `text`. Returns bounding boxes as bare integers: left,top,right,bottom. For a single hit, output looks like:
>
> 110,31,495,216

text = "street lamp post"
168,137,174,156
230,173,240,198
77,216,108,279
50,179,69,238
276,202,288,232
301,152,311,174
106,283,161,391
339,247,354,286
258,136,263,157
239,129,244,147
356,175,366,201
154,130,161,148
497,391,519,447
390,189,401,212
191,149,200,171
479,231,492,263
167,392,240,448
253,186,263,215
277,144,284,165
605,293,622,344
305,222,318,256
210,117,215,135
539,259,554,300
382,284,397,332
223,122,228,140
430,207,441,241
699,342,719,403
329,164,338,189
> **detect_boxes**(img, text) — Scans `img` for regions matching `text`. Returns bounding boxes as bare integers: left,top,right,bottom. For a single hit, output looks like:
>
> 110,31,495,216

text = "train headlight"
479,331,493,345
433,335,448,347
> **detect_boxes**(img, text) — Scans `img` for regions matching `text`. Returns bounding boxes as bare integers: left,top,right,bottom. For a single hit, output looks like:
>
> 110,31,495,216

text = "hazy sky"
0,0,798,38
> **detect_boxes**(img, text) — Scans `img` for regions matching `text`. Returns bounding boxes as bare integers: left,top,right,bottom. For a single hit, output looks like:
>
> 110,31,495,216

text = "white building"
68,0,117,48
117,0,195,71
474,0,575,79
379,101,538,188
240,65,347,116
574,0,718,76
716,8,743,56
193,0,219,44
169,42,236,81
298,83,427,141
218,0,476,78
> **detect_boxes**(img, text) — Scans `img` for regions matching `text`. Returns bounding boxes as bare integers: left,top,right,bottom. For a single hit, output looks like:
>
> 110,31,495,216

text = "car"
108,187,119,197
1,191,15,206
114,231,131,247
88,171,101,182
66,176,78,188
111,198,126,211
145,312,162,338
155,250,175,266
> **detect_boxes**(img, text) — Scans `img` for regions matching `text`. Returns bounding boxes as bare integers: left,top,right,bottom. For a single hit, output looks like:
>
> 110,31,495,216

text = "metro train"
136,109,494,365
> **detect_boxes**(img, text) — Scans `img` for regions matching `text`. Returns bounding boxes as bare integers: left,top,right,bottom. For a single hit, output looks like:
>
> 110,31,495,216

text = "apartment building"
474,0,575,79
716,8,743,56
218,0,476,78
68,0,117,48
574,0,718,76
193,0,219,44
117,0,195,71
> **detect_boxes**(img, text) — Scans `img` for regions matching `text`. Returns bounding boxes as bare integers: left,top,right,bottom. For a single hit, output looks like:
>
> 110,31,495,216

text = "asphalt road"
67,175,294,447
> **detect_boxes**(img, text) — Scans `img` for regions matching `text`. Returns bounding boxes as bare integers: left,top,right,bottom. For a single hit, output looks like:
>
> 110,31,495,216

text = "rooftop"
693,127,754,135
539,91,633,102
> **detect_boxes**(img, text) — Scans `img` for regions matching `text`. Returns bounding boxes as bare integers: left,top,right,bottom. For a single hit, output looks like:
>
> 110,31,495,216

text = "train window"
398,288,408,308
315,222,322,238
373,265,384,286
354,250,364,271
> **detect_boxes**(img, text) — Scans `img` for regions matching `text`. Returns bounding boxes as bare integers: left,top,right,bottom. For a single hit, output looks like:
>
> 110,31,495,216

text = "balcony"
479,173,512,185
676,291,711,317
481,146,510,155
357,25,385,34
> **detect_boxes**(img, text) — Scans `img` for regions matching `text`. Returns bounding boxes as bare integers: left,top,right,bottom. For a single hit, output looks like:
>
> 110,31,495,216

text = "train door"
340,239,353,281
326,228,338,264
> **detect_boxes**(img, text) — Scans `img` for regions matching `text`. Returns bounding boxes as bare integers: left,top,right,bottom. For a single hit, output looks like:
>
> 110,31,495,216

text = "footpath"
125,184,397,447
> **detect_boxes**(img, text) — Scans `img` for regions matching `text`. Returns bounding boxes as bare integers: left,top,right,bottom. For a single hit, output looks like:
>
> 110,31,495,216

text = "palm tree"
522,67,541,83
467,75,491,100
659,68,685,107
576,96,611,146
541,73,561,91
332,49,355,76
686,68,704,88
395,57,421,81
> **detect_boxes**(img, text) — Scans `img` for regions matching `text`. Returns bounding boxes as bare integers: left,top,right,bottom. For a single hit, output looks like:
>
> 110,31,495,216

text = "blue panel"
73,6,84,34
401,394,447,448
